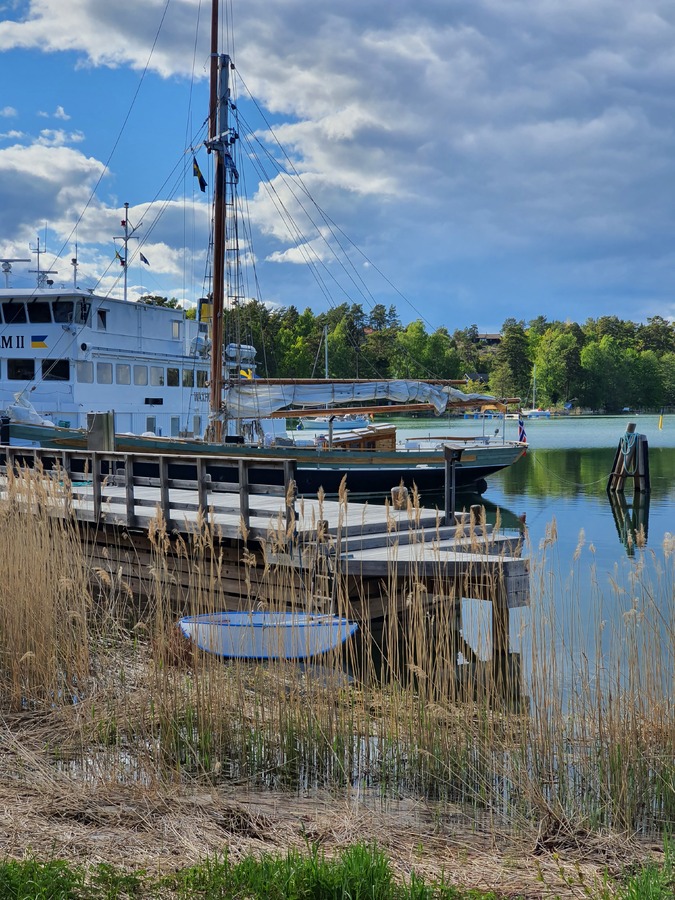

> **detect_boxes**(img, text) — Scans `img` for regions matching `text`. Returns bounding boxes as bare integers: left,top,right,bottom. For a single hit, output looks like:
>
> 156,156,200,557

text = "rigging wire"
231,90,450,380
42,0,174,284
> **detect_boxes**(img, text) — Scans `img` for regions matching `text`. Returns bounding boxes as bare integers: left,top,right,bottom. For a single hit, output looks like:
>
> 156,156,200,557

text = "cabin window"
76,301,91,325
167,367,179,387
182,369,194,387
170,416,180,437
193,415,202,436
196,370,208,388
53,300,74,323
42,358,70,381
97,362,113,384
7,358,34,380
145,416,156,433
27,301,52,323
76,360,94,383
134,365,148,385
150,366,164,386
97,309,107,330
116,363,131,385
2,302,27,324
172,321,181,340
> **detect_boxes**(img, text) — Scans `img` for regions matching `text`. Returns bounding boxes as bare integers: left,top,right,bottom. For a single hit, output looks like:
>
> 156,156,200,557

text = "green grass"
0,841,672,899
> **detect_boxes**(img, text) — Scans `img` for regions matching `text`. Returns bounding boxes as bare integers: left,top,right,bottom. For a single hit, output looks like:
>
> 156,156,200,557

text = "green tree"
635,315,675,355
534,329,582,405
495,322,531,399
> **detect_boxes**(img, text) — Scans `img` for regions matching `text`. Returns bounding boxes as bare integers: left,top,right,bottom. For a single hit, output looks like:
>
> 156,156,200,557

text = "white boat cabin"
0,288,213,437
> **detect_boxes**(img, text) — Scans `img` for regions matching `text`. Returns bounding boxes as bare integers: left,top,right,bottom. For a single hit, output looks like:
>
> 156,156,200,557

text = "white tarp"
222,381,496,418
4,393,56,427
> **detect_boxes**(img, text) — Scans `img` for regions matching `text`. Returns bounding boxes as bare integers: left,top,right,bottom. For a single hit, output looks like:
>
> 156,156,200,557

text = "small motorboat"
177,610,358,660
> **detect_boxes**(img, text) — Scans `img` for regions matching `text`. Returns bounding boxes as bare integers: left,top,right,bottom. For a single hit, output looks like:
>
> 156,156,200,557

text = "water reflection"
607,490,650,557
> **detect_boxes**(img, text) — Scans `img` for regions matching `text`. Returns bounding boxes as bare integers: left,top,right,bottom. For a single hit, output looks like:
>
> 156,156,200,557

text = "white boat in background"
297,413,370,431
521,366,551,418
178,611,358,660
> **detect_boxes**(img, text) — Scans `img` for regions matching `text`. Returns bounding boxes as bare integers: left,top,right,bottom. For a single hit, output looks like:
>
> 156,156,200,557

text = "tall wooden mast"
207,0,229,441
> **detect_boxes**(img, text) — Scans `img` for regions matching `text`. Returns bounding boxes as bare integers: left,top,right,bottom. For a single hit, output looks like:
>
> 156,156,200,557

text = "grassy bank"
0,464,672,892
0,841,672,898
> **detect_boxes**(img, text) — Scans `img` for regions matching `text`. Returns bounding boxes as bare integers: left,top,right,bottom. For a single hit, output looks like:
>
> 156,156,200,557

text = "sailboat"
521,366,551,419
0,1,527,498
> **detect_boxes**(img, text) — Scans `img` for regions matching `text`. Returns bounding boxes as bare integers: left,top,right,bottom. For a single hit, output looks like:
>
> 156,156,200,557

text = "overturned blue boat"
177,611,358,660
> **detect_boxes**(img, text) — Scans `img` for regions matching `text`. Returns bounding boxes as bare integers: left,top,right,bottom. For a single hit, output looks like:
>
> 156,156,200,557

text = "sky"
1,0,675,334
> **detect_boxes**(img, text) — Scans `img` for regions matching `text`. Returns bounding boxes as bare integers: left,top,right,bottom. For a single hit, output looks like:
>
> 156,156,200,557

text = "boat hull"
2,421,526,497
178,611,358,660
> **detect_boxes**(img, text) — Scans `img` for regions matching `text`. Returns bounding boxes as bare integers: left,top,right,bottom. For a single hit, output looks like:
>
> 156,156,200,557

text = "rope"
620,431,638,476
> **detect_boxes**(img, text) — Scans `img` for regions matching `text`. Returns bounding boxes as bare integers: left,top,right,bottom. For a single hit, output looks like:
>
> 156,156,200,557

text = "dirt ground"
0,770,662,898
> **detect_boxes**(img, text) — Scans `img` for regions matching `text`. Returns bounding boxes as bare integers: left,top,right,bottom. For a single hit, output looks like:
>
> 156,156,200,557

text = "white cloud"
0,105,17,117
2,1,675,325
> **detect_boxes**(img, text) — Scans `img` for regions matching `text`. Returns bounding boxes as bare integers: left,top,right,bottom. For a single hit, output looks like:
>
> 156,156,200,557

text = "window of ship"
77,360,94,383
27,301,52,323
150,366,164,386
97,362,113,384
97,309,107,330
172,321,181,340
8,358,35,380
167,367,179,386
145,416,156,433
182,369,194,387
76,301,91,325
193,415,202,436
170,416,180,436
134,365,148,385
196,369,208,387
2,302,27,324
41,358,70,381
116,363,131,385
53,300,74,324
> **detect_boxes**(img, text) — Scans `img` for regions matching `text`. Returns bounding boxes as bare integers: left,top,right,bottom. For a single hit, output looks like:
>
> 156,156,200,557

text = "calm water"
397,413,674,562
395,414,674,679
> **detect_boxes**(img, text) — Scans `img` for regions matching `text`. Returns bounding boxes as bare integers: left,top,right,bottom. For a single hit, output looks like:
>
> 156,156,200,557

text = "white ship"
0,252,234,438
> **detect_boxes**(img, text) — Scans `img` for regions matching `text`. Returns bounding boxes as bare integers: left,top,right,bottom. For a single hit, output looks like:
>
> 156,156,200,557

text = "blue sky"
1,0,675,332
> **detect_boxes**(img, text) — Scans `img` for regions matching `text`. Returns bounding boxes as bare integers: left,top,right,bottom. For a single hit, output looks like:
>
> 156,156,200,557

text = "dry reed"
0,464,672,849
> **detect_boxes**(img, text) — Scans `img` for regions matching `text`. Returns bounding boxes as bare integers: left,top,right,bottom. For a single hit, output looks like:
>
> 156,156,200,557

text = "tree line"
143,295,675,412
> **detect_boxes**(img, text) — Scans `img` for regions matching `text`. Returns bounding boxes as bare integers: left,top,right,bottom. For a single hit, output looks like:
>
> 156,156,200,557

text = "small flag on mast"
140,252,150,266
115,249,126,267
193,156,207,192
518,414,527,444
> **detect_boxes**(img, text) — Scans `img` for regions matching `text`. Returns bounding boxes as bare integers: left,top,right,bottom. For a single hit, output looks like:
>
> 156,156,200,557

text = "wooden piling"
607,421,650,494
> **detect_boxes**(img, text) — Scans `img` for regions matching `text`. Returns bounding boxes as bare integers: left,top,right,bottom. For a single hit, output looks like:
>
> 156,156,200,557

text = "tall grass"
0,466,672,842
0,463,90,710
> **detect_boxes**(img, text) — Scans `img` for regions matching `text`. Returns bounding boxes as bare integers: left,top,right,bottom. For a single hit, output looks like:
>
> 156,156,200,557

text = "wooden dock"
0,444,529,688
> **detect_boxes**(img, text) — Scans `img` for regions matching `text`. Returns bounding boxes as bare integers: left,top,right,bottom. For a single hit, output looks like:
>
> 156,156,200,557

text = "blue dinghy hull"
178,611,358,660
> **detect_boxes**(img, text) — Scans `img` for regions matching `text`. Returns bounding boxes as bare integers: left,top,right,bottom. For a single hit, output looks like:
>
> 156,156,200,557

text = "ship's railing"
0,446,297,540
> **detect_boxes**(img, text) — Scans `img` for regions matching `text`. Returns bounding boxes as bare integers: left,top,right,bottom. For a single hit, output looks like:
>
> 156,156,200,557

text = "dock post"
607,422,650,494
443,445,463,524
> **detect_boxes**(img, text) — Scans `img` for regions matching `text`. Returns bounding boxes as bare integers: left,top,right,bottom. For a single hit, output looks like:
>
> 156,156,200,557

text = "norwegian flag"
518,415,527,444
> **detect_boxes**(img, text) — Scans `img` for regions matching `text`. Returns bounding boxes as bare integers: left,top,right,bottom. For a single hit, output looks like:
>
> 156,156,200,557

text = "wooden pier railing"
0,446,297,540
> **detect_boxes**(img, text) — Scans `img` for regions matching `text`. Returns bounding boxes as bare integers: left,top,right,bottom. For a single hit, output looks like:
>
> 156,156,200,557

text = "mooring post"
607,421,650,494
443,445,463,524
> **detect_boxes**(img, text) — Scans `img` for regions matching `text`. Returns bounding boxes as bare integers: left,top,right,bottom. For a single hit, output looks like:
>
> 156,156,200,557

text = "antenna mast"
29,236,57,287
115,202,140,302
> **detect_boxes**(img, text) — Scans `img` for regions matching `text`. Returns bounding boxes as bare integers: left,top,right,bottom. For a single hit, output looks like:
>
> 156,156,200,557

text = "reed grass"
0,465,672,849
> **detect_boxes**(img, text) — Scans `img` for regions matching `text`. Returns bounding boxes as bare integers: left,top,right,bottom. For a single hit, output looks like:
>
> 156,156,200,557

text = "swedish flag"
193,156,207,192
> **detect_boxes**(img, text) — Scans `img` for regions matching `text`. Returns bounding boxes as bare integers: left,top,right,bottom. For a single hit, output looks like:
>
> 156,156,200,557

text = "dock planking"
0,444,529,617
